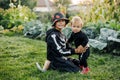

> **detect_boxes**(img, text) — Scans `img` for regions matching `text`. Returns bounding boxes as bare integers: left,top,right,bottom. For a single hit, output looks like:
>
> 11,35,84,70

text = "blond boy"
67,16,90,74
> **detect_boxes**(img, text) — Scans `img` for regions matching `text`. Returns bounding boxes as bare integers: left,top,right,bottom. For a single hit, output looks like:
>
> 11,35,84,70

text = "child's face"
71,22,82,33
55,19,66,31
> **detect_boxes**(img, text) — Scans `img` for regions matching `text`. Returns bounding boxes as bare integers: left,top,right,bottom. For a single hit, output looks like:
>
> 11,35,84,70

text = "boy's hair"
71,16,83,27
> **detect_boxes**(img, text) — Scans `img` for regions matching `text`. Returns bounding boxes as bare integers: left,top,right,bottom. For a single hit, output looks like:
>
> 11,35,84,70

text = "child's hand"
76,45,86,53
75,49,79,53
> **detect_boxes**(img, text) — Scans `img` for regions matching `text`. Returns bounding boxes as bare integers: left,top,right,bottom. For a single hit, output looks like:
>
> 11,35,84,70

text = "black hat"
52,12,69,26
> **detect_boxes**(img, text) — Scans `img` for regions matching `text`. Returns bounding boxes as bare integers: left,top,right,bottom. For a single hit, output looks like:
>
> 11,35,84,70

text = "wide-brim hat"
52,12,69,26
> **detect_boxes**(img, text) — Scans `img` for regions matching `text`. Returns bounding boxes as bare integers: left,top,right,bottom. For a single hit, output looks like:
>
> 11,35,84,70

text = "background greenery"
0,6,36,29
0,0,120,79
0,35,120,80
0,0,37,9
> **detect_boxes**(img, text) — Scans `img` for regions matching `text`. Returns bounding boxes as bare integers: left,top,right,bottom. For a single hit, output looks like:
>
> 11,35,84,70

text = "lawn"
0,35,120,80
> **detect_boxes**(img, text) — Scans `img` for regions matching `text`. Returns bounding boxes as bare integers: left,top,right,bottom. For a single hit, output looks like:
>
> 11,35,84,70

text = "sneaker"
81,67,90,74
36,62,46,72
79,65,84,70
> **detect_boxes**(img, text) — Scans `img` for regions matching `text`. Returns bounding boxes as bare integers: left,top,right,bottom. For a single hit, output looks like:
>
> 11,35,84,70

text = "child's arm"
81,32,89,47
47,33,80,56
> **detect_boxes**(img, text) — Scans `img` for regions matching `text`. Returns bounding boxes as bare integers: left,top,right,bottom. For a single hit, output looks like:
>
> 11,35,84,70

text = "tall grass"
0,35,120,80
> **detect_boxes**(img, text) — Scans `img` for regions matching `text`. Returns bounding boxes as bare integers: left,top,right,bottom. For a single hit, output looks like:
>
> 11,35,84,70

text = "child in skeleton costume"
68,16,90,74
36,12,86,72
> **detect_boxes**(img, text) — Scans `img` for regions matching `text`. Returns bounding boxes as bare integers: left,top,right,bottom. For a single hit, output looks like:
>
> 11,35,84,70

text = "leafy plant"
23,20,52,40
23,20,44,39
0,8,4,21
0,0,37,9
77,0,120,29
0,5,36,29
37,12,52,23
90,0,120,23
106,20,120,30
0,25,24,36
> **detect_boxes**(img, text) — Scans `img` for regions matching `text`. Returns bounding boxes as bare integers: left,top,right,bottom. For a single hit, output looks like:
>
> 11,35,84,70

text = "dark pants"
49,57,80,72
79,48,90,67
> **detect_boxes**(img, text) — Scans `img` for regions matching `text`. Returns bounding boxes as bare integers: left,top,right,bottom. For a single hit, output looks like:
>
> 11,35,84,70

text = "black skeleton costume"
46,28,80,72
68,31,90,68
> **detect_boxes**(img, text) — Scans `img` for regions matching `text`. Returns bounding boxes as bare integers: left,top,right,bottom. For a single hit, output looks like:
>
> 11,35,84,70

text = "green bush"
23,20,52,40
0,5,36,29
36,12,52,23
106,20,120,30
77,0,120,28
85,20,120,32
0,8,4,21
0,0,37,9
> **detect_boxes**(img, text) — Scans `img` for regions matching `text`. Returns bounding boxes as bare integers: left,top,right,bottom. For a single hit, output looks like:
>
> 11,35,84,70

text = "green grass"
0,35,120,80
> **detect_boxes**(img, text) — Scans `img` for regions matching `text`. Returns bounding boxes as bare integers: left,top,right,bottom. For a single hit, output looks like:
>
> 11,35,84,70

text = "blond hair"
71,16,83,27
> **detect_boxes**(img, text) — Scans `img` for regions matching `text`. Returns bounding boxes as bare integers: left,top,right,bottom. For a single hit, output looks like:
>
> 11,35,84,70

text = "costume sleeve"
81,32,89,47
47,33,75,56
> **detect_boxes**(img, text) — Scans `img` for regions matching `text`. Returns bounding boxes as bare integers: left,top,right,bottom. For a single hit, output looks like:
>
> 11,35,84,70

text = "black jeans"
49,57,80,72
79,48,90,67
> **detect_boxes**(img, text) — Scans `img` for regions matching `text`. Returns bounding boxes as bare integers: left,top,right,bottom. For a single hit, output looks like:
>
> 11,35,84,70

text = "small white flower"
18,5,22,9
9,3,16,8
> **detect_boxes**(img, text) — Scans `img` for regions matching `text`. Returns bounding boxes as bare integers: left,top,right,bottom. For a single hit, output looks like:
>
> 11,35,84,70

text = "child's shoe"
81,67,90,74
79,65,84,70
